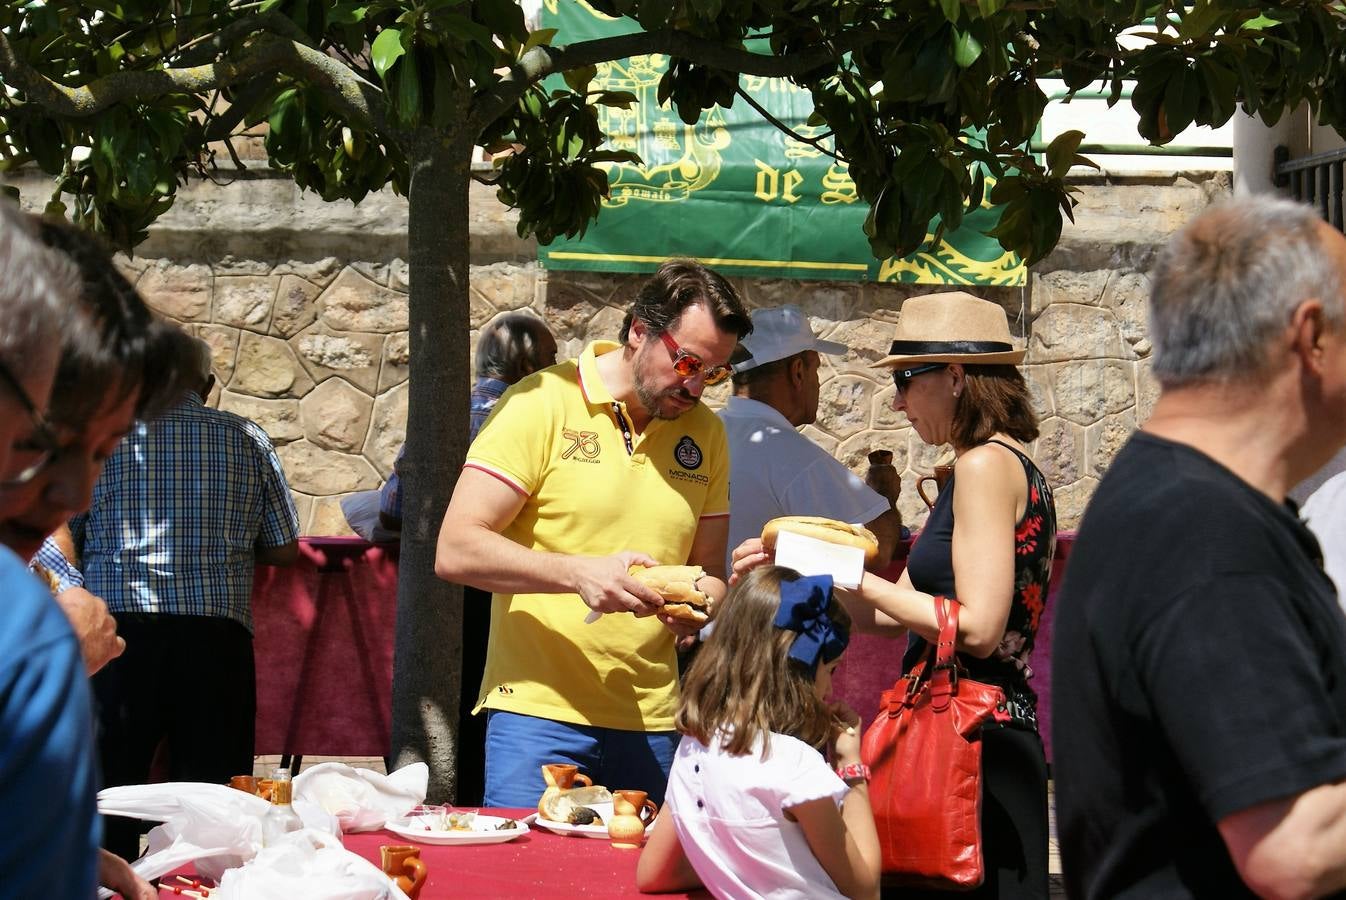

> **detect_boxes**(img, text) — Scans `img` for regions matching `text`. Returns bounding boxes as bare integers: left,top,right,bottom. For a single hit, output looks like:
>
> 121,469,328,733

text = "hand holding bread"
760,516,880,561
629,564,712,627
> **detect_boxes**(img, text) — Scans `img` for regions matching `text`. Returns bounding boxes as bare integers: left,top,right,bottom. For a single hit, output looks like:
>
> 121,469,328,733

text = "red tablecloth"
158,810,707,899
253,536,398,757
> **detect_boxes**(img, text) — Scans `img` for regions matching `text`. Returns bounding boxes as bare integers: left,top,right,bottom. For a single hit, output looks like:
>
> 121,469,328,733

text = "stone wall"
8,168,1231,534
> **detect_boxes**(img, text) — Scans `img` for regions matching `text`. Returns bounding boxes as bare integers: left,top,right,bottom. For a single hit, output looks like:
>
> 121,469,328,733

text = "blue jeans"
482,710,678,808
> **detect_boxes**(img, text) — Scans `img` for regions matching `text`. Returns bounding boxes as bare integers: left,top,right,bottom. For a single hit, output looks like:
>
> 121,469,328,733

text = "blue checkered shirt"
67,393,299,632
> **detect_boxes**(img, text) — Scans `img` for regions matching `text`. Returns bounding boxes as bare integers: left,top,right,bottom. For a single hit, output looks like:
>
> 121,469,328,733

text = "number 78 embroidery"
561,429,601,459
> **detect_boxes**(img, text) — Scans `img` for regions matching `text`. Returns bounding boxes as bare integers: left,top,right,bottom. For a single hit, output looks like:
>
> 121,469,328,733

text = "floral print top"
903,439,1057,731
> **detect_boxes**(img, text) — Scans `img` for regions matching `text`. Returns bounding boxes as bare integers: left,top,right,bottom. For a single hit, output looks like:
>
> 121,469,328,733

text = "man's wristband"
836,762,869,785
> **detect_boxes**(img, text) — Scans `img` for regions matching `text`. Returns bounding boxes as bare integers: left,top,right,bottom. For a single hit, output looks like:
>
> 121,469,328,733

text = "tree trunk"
389,133,472,803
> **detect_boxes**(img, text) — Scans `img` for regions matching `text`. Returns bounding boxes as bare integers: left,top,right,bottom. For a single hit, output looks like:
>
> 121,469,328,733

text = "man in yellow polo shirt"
436,259,752,807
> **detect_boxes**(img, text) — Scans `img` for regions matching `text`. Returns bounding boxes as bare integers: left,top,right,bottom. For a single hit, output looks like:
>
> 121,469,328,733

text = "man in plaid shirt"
69,337,300,861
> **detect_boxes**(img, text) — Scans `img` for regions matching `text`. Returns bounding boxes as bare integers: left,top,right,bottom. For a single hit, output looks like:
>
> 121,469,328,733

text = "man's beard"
633,347,696,420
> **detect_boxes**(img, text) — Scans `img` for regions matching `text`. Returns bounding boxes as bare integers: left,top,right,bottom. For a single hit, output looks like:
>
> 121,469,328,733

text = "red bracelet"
836,762,869,783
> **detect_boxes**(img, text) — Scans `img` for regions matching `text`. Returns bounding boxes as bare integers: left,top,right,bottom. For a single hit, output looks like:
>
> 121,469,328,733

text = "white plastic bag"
294,761,427,832
212,830,408,900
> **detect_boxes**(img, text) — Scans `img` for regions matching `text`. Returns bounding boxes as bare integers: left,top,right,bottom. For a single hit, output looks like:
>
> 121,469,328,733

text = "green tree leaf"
371,27,406,78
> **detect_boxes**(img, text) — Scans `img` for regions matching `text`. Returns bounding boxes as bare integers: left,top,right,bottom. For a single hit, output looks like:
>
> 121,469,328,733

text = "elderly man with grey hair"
58,335,301,861
1053,195,1346,898
0,200,105,898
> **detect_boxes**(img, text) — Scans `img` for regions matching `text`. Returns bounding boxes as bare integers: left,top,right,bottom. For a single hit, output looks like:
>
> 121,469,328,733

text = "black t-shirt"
1052,432,1346,898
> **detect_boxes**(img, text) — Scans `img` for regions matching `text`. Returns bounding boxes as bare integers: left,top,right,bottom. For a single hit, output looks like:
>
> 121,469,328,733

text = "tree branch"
468,27,863,135
0,31,389,135
734,85,842,161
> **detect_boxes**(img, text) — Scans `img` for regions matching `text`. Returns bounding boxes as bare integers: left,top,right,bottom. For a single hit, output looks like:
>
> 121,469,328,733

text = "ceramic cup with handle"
380,844,428,900
916,464,954,509
608,789,658,849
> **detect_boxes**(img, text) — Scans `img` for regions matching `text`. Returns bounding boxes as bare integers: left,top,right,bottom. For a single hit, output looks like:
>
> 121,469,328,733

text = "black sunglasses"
892,363,948,394
0,357,60,486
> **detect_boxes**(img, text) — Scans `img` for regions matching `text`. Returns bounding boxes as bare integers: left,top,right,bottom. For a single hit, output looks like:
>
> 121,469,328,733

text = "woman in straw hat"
735,291,1056,899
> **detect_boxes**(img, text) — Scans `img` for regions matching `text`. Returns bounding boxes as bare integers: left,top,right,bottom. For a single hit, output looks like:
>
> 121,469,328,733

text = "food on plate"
420,808,479,831
538,784,613,823
495,819,519,830
630,564,711,626
760,516,880,562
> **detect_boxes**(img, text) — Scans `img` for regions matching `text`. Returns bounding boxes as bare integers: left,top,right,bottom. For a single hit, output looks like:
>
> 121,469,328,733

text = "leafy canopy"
0,1,1342,262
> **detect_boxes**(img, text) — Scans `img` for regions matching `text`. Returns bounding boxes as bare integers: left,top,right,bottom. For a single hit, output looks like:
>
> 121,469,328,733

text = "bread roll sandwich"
630,564,711,626
761,516,880,562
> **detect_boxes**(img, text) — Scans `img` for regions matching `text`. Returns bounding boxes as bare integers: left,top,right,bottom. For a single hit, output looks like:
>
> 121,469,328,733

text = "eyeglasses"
0,358,59,486
658,331,732,386
892,363,948,395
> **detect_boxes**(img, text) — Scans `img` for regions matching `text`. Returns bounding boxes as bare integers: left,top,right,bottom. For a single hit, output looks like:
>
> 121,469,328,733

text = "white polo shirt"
719,396,891,572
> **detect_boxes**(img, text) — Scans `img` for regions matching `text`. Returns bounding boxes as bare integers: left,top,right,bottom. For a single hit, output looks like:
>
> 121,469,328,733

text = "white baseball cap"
733,305,848,372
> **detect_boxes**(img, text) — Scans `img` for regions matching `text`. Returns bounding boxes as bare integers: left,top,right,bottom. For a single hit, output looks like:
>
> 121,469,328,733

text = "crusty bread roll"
630,564,710,626
761,516,880,561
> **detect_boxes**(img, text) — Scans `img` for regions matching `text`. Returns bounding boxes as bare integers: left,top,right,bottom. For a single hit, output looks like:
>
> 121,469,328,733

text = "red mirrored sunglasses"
658,331,732,386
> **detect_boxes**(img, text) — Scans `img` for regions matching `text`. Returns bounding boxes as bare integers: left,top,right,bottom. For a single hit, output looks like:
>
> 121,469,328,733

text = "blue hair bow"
772,574,848,674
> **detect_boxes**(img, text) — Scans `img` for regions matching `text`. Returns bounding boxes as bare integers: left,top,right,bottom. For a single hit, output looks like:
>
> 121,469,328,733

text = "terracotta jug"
864,449,902,510
607,789,658,849
537,763,592,818
380,844,427,900
917,464,954,509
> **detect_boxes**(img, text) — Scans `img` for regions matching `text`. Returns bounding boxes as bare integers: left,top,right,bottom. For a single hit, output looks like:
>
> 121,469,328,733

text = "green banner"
536,1,1025,286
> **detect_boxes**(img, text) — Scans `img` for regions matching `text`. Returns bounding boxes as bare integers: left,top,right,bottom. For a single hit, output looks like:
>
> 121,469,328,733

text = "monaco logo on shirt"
674,436,703,469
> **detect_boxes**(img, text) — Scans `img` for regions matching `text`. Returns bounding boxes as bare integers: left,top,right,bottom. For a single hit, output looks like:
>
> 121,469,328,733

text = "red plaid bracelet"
836,762,870,784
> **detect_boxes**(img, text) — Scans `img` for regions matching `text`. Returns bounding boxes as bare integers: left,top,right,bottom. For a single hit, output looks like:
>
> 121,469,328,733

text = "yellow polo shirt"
466,341,730,731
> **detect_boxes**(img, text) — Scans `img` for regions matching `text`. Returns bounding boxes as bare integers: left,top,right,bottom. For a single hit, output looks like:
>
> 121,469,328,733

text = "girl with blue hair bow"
636,566,881,899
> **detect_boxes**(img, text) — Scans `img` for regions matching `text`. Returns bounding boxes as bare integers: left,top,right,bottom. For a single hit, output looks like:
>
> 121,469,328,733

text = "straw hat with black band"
875,291,1025,369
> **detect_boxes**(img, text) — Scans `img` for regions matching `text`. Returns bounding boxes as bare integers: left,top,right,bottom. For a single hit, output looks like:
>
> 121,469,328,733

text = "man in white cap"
719,305,901,573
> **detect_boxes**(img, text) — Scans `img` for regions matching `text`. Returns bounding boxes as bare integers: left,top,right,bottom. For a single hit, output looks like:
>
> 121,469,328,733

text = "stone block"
198,324,240,385
583,306,627,343
1051,476,1100,531
1086,409,1138,479
212,256,272,276
1029,304,1129,363
214,275,278,332
1052,359,1135,426
817,375,875,440
218,392,303,443
309,494,356,537
1028,269,1111,317
473,261,540,315
272,257,342,288
1031,416,1085,486
800,424,839,456
368,382,409,477
1101,271,1152,356
906,435,952,474
290,492,314,535
113,253,150,281
1136,356,1161,424
380,331,410,392
829,315,905,370
898,486,930,532
873,384,904,429
231,332,315,398
139,261,212,321
1023,364,1054,421
319,268,408,332
540,278,608,337
837,430,907,478
272,275,321,337
351,261,392,286
276,440,382,494
390,258,410,292
300,378,373,453
291,325,384,395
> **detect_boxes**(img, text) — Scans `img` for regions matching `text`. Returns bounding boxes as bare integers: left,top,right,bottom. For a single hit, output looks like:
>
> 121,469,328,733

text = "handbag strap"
930,595,959,707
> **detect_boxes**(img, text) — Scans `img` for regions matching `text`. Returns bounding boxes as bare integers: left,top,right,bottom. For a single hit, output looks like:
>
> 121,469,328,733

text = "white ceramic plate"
385,813,530,846
528,803,654,839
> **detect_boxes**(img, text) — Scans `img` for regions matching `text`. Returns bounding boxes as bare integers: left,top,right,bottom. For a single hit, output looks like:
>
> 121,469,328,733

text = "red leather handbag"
861,596,1010,889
